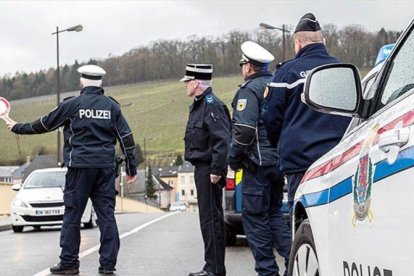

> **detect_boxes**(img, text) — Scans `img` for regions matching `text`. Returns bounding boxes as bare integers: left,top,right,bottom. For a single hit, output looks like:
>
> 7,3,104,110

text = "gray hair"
80,77,102,88
196,79,212,88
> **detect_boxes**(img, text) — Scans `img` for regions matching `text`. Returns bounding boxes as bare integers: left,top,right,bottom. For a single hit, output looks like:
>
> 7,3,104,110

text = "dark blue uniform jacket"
184,87,231,176
12,86,138,176
261,43,351,174
228,71,278,170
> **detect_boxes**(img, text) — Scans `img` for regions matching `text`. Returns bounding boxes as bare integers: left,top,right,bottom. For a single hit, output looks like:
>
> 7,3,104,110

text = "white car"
289,19,414,275
169,202,187,212
10,168,96,233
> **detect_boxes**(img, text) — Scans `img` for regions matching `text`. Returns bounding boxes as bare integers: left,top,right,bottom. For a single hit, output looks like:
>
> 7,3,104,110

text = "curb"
0,224,11,232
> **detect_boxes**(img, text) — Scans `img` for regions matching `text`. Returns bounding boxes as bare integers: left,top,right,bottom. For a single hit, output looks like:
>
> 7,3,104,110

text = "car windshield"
23,171,66,189
172,202,184,207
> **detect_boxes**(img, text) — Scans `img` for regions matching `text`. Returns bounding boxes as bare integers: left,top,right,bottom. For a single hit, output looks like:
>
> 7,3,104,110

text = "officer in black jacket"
7,65,138,275
228,41,291,276
181,64,231,276
261,13,351,213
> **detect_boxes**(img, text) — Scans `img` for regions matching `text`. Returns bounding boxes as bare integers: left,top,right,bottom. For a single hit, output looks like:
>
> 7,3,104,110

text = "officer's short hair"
80,78,103,88
294,30,324,45
196,80,212,87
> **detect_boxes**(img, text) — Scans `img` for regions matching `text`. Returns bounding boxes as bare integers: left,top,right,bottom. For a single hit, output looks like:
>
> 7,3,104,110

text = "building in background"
176,161,196,210
0,166,19,183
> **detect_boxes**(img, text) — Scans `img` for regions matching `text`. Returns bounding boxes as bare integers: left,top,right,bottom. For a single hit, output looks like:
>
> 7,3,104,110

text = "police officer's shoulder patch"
205,94,214,105
108,96,120,105
63,96,75,102
236,99,247,111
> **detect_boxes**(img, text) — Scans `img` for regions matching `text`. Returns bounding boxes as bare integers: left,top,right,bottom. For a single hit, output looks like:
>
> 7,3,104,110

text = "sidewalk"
0,215,11,232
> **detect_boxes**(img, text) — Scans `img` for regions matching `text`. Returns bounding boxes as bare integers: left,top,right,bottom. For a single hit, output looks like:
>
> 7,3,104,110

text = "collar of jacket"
194,87,212,103
80,86,105,95
245,71,272,81
295,42,328,59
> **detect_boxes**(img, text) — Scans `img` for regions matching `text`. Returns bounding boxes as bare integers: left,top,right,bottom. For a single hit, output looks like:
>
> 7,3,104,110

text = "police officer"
228,41,291,276
181,64,230,276
261,13,351,213
6,65,138,275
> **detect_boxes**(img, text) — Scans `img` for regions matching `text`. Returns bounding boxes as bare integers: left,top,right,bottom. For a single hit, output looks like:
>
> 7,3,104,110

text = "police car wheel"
12,225,24,233
288,219,319,276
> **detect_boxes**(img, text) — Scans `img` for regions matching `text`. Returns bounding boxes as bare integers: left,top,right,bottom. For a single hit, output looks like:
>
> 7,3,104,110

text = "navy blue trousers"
286,172,305,214
241,165,291,276
194,163,226,275
59,167,119,270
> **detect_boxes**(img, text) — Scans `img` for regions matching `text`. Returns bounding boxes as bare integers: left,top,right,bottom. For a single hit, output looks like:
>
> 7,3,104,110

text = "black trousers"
194,163,226,275
60,167,120,270
241,165,291,276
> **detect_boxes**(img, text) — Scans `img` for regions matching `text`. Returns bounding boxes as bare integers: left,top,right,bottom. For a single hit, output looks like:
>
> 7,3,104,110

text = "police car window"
380,28,414,106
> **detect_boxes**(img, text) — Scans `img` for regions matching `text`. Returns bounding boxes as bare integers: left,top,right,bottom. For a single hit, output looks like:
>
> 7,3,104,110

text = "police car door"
326,21,414,275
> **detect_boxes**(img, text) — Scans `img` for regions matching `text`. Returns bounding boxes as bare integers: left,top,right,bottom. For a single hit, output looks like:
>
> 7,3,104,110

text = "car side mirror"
12,184,21,191
303,63,364,118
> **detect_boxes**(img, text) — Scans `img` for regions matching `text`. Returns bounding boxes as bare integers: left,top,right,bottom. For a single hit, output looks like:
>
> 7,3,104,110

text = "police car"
289,19,414,276
10,168,96,233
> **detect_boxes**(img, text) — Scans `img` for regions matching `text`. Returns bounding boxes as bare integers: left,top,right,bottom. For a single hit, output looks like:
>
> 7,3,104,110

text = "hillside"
0,75,242,166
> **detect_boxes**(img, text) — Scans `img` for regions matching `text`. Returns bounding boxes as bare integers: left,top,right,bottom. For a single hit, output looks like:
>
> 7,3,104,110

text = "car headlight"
13,198,29,208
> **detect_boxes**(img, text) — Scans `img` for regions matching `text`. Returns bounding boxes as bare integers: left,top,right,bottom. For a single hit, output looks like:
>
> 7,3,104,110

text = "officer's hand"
210,174,221,184
6,119,17,130
127,175,137,184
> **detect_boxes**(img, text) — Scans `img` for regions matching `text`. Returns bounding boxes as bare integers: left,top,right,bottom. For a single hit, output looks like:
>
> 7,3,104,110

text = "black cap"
294,13,321,33
179,64,213,82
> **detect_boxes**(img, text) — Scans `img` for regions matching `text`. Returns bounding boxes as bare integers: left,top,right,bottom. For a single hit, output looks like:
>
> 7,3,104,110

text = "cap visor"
179,76,194,82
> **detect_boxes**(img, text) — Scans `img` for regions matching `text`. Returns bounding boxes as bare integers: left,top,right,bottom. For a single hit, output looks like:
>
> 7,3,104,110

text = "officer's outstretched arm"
115,112,138,176
11,100,73,135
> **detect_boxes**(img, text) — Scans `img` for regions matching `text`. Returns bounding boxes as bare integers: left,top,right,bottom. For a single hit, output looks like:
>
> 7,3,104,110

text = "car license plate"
35,209,61,215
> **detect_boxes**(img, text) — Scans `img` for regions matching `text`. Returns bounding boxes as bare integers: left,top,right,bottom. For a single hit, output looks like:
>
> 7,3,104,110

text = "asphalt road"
0,212,286,276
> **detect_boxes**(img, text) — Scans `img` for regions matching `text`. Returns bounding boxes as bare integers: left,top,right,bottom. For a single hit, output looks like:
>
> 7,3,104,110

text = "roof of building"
155,166,179,177
153,175,173,191
177,161,195,173
0,166,19,177
23,155,58,180
11,162,30,179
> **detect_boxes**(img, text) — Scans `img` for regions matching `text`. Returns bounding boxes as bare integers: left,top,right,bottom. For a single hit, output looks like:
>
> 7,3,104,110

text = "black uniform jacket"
184,87,231,176
12,86,138,176
228,71,278,170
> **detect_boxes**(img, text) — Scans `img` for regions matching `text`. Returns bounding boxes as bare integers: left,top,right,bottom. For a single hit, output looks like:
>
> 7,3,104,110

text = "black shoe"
188,270,225,276
50,263,79,275
99,267,116,274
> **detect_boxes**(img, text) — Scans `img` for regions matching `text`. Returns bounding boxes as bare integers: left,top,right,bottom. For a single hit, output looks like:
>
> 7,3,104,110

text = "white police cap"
240,41,274,67
77,65,106,80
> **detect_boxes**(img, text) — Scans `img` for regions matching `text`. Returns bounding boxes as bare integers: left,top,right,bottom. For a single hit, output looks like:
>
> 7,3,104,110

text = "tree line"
0,24,400,100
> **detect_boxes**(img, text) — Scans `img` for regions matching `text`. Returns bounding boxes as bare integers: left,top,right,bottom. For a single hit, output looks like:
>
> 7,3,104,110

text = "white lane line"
33,212,178,276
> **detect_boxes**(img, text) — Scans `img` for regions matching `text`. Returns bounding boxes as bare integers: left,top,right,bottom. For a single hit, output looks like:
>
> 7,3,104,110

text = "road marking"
33,212,178,276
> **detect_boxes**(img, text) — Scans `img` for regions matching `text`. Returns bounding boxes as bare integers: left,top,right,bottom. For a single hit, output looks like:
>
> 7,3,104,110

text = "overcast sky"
0,0,413,76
